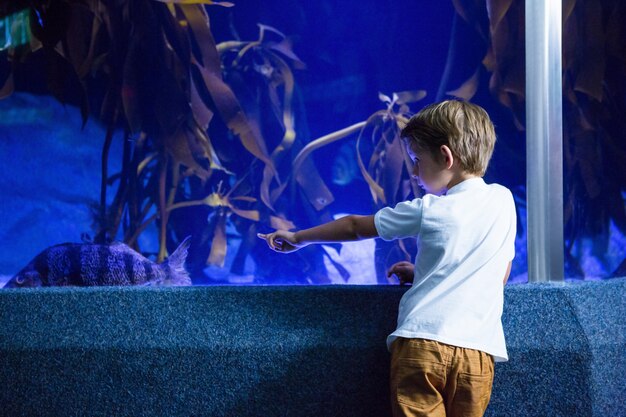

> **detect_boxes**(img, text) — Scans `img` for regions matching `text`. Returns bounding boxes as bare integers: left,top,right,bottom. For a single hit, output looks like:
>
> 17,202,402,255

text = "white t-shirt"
374,177,516,362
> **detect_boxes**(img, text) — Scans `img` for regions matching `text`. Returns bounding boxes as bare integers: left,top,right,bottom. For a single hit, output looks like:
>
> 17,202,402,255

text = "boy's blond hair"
401,100,496,176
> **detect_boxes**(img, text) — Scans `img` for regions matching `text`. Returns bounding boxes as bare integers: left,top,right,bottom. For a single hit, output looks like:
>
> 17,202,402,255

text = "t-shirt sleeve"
374,198,423,241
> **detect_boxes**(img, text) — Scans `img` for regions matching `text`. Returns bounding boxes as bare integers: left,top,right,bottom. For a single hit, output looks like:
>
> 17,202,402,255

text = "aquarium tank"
1,0,625,286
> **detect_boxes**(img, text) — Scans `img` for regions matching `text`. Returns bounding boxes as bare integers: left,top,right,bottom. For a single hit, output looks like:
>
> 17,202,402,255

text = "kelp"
211,22,350,282
216,23,336,213
0,1,345,283
450,0,525,129
449,0,626,278
10,0,621,282
291,90,427,283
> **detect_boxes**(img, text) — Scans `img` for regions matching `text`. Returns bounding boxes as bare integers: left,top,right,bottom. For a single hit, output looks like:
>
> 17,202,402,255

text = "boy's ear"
440,145,454,169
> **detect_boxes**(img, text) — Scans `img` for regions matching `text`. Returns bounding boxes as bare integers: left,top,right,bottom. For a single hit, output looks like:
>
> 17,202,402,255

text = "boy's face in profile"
406,142,450,196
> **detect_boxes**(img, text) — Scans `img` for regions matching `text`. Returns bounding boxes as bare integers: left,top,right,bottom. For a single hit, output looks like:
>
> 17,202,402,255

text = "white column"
525,0,564,282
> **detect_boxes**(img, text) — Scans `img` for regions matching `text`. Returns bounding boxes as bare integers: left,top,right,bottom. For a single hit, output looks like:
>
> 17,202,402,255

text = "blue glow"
0,10,31,51
1,2,624,286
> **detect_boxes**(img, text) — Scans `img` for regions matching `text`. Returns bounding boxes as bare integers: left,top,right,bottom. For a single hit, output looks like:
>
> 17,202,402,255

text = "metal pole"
525,0,564,282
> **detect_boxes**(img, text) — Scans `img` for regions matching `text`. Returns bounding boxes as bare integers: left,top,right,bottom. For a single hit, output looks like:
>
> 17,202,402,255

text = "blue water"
1,2,624,285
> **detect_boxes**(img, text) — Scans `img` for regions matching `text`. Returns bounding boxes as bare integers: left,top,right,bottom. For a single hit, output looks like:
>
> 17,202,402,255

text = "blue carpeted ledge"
1,278,625,417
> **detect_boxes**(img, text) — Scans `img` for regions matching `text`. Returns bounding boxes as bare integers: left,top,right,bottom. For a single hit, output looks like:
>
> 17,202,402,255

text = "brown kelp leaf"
562,8,579,72
451,0,487,40
486,0,513,33
378,92,392,105
62,4,94,77
288,121,365,209
394,90,427,105
168,187,259,223
230,196,257,203
563,0,577,23
121,34,143,133
217,23,304,209
163,128,211,180
207,213,227,266
180,3,271,163
295,157,335,211
190,76,214,129
137,152,158,175
77,16,104,78
382,133,405,204
268,53,296,160
368,133,385,172
259,53,297,207
482,46,496,71
502,57,524,97
489,11,509,65
216,41,248,54
270,215,296,230
452,0,471,22
292,121,367,178
268,179,289,208
200,64,275,167
268,38,306,68
233,40,262,66
574,60,605,103
230,207,260,222
257,24,287,42
260,164,280,211
573,1,605,102
179,5,221,73
157,3,192,74
355,113,388,205
487,61,525,131
395,115,410,131
577,107,594,132
188,117,231,173
446,67,480,100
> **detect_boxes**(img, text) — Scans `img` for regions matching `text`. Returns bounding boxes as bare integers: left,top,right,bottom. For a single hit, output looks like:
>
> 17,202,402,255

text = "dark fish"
3,237,192,288
332,143,360,186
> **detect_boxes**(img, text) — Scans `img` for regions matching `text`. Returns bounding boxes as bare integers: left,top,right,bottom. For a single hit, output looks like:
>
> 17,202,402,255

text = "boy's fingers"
257,232,296,253
257,232,277,250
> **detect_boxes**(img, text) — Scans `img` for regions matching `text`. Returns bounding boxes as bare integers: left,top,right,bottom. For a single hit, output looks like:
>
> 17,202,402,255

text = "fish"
3,237,192,288
331,142,361,186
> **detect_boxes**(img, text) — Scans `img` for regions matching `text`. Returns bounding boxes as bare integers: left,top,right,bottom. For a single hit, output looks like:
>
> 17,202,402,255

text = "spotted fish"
3,237,192,288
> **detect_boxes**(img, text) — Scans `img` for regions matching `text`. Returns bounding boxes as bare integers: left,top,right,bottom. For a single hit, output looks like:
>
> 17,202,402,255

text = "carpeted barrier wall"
1,278,624,417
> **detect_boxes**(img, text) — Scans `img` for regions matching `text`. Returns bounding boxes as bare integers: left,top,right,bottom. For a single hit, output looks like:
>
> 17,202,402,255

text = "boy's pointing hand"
257,231,302,253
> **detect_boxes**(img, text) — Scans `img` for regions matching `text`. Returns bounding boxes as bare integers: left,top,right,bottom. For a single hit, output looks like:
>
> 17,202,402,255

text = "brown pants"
390,338,494,417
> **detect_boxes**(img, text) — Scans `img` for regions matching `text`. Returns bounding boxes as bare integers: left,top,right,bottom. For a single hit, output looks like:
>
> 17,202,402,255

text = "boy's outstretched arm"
258,215,378,253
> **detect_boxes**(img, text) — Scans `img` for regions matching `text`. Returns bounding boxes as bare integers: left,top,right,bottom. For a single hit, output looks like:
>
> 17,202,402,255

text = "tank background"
2,1,622,285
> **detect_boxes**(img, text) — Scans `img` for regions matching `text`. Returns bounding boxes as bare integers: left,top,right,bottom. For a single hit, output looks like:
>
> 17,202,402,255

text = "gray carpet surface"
1,279,624,417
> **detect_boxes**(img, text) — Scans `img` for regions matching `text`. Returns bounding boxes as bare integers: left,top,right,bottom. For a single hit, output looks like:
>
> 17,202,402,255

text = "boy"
258,100,516,417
